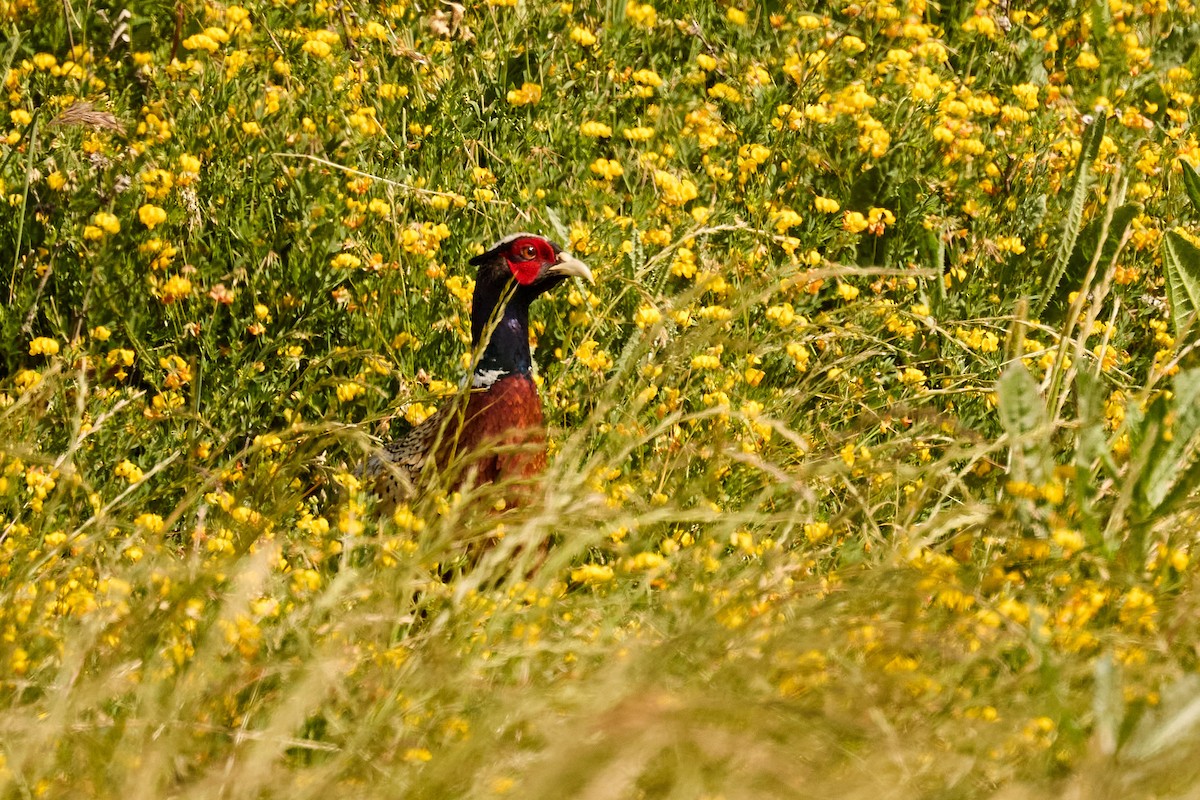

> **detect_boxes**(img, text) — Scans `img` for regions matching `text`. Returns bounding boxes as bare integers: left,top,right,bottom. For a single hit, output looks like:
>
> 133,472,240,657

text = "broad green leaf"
1073,370,1108,471
1138,369,1200,514
997,361,1048,481
1161,231,1200,337
1093,653,1123,757
1155,452,1200,521
1072,370,1110,542
919,227,946,312
1035,115,1106,316
1181,160,1200,215
1124,675,1200,761
1046,202,1140,320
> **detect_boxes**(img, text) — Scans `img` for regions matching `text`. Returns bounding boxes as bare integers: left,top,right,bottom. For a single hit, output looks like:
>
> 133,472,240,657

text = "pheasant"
363,233,593,509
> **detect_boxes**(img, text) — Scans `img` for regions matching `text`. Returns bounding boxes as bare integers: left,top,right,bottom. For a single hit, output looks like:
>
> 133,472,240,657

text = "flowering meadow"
4,0,1200,796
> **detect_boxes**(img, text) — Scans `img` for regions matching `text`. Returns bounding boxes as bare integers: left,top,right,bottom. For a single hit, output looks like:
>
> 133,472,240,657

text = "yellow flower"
622,125,655,141
652,170,698,206
149,391,185,415
302,39,332,58
772,208,803,233
899,367,927,388
632,68,662,87
576,339,613,371
813,196,840,213
589,158,624,180
114,459,145,483
92,211,121,235
996,235,1026,254
10,648,29,676
506,82,542,106
404,403,436,425
336,382,364,403
571,564,615,585
135,513,166,534
634,304,662,328
625,0,656,27
804,521,832,543
726,6,747,25
708,82,742,103
291,568,322,594
182,33,220,52
107,347,135,368
14,370,41,392
160,354,193,389
569,26,597,47
626,551,666,571
766,303,796,327
843,211,869,233
1052,527,1084,556
690,346,723,370
160,275,192,303
670,247,697,279
331,253,362,269
841,35,866,54
138,204,167,229
579,120,612,138
28,337,60,356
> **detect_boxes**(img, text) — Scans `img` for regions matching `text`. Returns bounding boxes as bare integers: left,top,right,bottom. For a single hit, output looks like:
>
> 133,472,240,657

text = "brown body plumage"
366,374,546,507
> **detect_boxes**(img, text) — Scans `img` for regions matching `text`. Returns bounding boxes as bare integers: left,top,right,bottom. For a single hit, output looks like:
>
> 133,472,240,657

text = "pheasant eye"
517,244,538,260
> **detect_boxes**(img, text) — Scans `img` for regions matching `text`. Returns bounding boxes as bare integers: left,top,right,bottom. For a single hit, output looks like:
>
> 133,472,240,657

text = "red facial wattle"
505,237,555,285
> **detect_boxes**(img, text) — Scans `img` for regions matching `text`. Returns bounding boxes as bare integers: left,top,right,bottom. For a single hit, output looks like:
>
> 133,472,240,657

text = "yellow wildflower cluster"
506,82,542,106
401,222,452,257
652,169,698,206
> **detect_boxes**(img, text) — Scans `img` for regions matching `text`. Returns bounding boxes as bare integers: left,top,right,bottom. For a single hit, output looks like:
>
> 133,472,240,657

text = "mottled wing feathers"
361,406,448,507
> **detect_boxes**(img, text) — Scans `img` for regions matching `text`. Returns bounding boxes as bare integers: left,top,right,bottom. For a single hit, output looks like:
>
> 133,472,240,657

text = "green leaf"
1093,653,1123,757
1161,231,1200,337
997,361,1049,482
1155,452,1200,521
1124,675,1200,762
1181,160,1200,215
1072,370,1110,541
1034,115,1106,316
1137,369,1200,514
1073,370,1108,471
918,227,946,312
1046,203,1140,320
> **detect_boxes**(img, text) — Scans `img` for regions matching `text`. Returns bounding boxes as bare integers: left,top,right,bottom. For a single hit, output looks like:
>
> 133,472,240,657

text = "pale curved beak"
547,251,594,284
